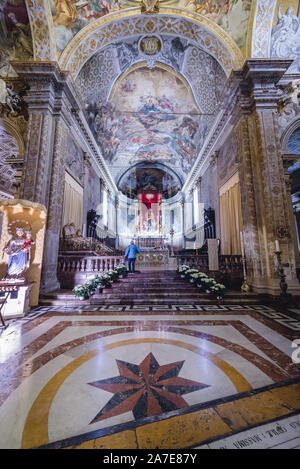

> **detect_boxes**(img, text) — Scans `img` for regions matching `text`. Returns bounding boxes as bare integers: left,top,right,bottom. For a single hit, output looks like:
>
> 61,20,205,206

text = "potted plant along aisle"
201,277,217,293
184,269,200,283
210,283,226,299
99,273,112,288
107,269,119,282
116,264,127,278
176,265,190,278
73,284,90,300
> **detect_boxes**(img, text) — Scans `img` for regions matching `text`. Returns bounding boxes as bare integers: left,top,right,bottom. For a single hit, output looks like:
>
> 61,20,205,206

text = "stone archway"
58,9,244,78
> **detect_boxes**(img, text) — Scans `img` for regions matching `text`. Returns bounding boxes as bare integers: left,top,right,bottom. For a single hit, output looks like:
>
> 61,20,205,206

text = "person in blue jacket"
125,240,141,273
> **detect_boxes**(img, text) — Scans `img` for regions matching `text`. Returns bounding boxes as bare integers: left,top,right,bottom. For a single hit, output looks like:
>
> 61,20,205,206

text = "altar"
135,249,176,271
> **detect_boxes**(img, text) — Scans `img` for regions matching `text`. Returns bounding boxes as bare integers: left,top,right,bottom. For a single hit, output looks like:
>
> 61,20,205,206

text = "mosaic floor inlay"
0,303,300,449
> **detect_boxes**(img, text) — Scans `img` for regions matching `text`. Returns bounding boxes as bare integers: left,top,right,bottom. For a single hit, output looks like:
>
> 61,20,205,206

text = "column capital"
10,61,83,115
238,59,293,110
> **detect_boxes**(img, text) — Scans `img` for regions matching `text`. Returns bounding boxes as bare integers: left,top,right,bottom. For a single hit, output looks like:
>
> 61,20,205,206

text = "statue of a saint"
2,225,34,282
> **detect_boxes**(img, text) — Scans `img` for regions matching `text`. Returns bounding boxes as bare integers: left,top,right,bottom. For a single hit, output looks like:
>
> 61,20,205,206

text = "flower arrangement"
99,273,112,287
72,284,90,300
107,269,119,281
210,283,226,298
191,272,208,281
176,265,190,274
86,278,99,294
184,269,199,276
201,277,216,290
116,264,127,277
176,264,226,298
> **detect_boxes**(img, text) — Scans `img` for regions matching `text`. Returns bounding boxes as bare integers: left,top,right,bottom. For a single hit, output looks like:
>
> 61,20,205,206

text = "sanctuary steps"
39,270,263,307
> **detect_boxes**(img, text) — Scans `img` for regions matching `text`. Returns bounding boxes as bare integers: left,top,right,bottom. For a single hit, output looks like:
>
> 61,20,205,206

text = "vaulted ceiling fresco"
49,0,252,53
118,163,182,199
85,65,207,187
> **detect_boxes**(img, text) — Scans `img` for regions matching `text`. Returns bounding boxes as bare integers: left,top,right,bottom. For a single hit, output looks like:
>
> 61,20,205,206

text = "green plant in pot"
107,269,119,282
116,264,127,278
184,269,199,281
210,283,226,299
73,284,89,300
100,273,112,288
193,272,208,288
201,277,217,293
176,265,190,277
94,275,104,293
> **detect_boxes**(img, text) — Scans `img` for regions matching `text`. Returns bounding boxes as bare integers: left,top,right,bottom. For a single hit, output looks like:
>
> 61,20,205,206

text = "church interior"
1,0,300,450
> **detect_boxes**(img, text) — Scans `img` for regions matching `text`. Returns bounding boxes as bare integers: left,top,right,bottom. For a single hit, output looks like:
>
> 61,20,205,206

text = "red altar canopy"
138,191,162,234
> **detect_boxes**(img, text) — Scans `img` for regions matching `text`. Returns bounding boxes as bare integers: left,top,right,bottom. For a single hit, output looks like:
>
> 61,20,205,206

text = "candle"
275,239,280,252
240,232,245,257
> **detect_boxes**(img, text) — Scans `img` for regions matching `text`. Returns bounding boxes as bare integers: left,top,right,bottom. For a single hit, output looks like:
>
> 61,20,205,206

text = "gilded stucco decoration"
25,0,56,60
59,9,244,78
251,0,276,58
278,80,300,139
25,0,57,61
0,125,17,196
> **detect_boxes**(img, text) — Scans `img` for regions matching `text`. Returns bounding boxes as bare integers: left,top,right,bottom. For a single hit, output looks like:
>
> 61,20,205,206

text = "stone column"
283,155,300,271
40,117,68,292
82,152,91,237
115,195,119,249
180,194,185,249
12,62,81,292
21,95,55,206
236,59,299,294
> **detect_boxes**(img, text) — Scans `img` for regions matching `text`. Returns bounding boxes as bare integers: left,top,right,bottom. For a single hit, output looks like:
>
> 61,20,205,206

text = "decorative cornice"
10,61,117,196
182,59,293,195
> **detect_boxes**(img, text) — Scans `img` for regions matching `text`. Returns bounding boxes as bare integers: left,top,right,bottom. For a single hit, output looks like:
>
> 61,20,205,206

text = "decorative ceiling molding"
25,0,57,61
251,0,277,58
59,8,244,78
76,43,226,118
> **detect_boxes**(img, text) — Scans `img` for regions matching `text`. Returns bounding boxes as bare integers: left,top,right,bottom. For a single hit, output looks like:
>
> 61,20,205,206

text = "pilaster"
236,59,300,294
11,61,80,292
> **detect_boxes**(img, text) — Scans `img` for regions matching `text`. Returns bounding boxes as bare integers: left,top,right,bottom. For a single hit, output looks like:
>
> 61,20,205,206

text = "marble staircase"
39,270,263,306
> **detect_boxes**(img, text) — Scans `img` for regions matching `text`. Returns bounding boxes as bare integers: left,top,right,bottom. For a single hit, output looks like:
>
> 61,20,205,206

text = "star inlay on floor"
88,352,209,423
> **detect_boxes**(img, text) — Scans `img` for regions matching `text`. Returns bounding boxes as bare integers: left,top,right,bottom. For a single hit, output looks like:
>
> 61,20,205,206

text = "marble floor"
0,302,300,449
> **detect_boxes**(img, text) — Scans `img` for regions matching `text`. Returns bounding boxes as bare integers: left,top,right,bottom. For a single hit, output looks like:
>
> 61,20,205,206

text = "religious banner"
138,191,162,235
0,199,47,307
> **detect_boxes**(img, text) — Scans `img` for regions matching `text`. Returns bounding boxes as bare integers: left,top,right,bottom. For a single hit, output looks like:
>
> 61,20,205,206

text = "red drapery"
138,191,162,234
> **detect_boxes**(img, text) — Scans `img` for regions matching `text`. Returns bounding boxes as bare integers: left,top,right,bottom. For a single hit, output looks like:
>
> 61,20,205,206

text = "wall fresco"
50,0,253,53
0,0,33,77
65,135,83,183
271,1,300,72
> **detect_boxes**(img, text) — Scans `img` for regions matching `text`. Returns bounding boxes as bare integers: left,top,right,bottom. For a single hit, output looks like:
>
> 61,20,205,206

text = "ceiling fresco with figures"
0,0,33,77
271,0,300,73
118,163,182,199
76,33,225,196
49,0,253,53
85,65,207,192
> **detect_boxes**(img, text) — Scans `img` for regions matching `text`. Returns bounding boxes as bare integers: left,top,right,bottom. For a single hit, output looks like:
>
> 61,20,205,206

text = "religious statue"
271,5,300,64
2,223,35,282
0,81,29,120
141,0,159,14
